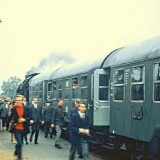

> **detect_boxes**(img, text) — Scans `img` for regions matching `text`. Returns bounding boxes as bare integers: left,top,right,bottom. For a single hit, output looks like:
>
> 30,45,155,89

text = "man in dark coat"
29,97,43,144
51,98,65,149
0,99,10,131
69,99,83,158
69,102,90,160
42,100,53,138
7,95,30,160
148,125,160,160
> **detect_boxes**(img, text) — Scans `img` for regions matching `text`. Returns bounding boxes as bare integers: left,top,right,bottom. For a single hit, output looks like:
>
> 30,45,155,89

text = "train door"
93,69,110,126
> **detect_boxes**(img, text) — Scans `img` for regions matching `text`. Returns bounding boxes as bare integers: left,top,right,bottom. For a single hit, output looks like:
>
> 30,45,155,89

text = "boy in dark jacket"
69,102,90,160
42,100,53,138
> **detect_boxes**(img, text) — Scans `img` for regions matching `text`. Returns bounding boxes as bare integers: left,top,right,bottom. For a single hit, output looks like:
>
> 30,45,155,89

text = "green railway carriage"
20,36,160,159
29,56,111,142
102,36,160,157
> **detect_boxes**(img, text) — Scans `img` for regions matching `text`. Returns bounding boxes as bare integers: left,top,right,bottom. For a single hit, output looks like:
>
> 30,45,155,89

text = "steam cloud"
26,53,75,75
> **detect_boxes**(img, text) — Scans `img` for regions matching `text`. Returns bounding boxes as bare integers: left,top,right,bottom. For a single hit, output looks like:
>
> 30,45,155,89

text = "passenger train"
17,36,160,159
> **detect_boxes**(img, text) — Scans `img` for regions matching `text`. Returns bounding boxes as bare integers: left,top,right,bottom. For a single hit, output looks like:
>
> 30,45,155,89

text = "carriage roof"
29,55,106,86
102,36,160,68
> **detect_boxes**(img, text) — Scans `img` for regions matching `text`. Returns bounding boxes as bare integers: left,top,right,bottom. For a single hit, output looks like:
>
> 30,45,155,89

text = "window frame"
113,68,125,102
130,64,145,102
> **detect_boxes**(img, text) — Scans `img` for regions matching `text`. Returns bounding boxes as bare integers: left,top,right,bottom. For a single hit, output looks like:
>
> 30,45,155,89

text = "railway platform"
0,130,102,160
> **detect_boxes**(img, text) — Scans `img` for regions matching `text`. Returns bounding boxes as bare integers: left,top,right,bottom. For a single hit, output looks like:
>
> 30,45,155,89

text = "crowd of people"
0,96,90,160
1,95,160,160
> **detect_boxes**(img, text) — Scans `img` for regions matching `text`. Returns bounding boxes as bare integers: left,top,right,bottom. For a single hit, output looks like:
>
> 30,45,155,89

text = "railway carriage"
102,36,160,159
29,56,111,143
17,36,160,159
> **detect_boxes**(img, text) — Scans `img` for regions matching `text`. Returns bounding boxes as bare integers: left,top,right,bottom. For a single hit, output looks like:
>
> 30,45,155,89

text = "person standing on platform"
0,99,10,131
42,100,53,138
51,99,65,149
69,99,83,158
69,102,90,160
29,97,43,144
7,95,30,160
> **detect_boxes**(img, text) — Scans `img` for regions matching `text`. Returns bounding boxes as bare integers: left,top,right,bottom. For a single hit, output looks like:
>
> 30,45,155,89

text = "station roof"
102,36,160,68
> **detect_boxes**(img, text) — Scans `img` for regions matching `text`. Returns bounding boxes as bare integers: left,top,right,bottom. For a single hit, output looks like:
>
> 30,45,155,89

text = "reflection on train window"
72,78,78,89
48,83,52,91
58,90,62,98
52,82,56,90
114,70,124,84
65,90,70,99
154,63,160,101
114,86,124,100
99,88,108,100
81,76,87,87
114,69,124,101
64,79,69,88
131,66,145,101
131,84,144,100
99,74,109,101
58,80,63,89
131,66,144,82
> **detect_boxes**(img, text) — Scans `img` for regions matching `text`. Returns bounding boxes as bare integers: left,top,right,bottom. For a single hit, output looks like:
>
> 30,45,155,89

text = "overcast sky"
0,0,160,85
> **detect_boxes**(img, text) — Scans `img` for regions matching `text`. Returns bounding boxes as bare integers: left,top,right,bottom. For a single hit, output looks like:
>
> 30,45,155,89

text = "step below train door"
93,69,110,126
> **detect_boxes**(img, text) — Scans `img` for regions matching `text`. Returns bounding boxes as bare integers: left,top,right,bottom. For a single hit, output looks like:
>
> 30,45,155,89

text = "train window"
81,88,87,99
131,66,145,101
114,70,124,84
114,86,124,100
99,74,109,101
47,92,52,100
48,83,52,91
99,75,108,86
81,76,87,87
39,91,42,98
64,79,69,88
131,84,144,100
52,91,56,99
81,76,87,99
114,69,124,101
58,80,63,89
99,88,108,100
35,85,38,91
52,81,56,90
72,78,78,98
72,78,78,89
38,83,42,90
131,66,144,82
58,90,62,98
65,90,70,99
154,63,160,101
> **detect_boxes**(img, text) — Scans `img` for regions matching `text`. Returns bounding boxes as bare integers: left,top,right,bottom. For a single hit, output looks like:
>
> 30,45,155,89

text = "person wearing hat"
42,100,54,138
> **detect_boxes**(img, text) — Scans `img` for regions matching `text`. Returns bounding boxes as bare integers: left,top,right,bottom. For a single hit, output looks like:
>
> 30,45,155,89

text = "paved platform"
0,130,102,160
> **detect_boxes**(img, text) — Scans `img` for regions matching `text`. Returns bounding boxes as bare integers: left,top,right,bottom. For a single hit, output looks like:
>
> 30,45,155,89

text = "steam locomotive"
17,36,160,159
